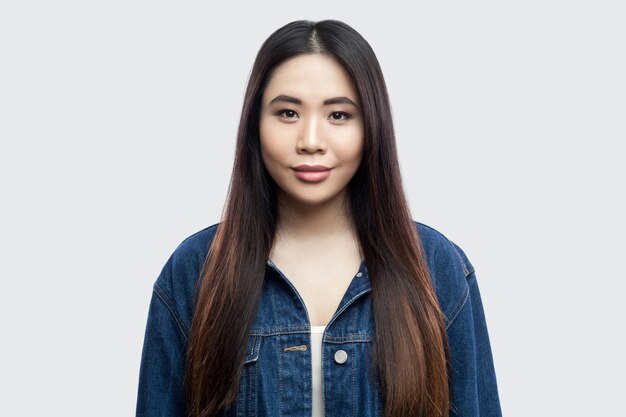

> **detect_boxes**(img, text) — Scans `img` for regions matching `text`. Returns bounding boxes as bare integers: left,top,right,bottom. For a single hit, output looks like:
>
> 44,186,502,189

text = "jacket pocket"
233,334,262,417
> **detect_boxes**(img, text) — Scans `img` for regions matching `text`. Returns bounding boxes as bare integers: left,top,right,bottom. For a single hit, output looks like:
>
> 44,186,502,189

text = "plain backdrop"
1,1,624,416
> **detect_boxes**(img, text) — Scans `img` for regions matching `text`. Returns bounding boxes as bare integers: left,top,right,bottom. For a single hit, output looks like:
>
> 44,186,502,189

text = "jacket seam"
416,220,475,276
449,241,471,277
420,222,475,329
249,328,373,340
445,239,475,328
449,239,475,277
444,283,470,330
153,282,189,342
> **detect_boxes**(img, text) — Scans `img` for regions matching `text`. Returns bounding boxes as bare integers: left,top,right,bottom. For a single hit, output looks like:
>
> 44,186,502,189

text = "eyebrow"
268,94,359,108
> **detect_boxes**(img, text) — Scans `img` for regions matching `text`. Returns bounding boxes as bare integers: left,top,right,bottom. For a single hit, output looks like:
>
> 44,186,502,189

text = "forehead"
262,53,358,104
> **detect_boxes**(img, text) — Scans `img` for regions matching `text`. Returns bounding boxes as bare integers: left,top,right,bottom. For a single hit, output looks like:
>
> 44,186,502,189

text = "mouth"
291,165,332,182
292,164,331,172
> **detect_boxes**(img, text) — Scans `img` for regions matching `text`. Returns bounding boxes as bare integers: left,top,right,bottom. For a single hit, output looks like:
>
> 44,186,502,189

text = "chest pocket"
230,334,262,417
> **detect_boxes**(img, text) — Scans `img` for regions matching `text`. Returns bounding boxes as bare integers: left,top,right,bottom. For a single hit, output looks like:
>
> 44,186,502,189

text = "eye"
276,109,299,119
329,111,351,121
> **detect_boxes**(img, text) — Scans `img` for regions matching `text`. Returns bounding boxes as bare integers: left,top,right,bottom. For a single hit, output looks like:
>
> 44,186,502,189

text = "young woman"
136,19,502,417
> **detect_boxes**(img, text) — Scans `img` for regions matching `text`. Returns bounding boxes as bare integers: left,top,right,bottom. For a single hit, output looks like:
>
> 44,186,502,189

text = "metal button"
334,349,348,364
356,272,363,277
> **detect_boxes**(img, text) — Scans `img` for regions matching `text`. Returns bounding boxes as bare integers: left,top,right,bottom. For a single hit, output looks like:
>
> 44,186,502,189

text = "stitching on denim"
350,306,358,338
244,335,261,364
326,339,372,345
322,336,326,417
175,223,219,274
449,239,475,277
153,283,189,341
244,366,248,417
250,352,259,417
250,327,311,335
267,260,317,327
167,342,186,413
451,242,470,277
250,329,373,342
352,343,356,417
269,280,279,324
416,220,474,277
309,330,314,417
248,360,252,417
445,283,470,330
253,352,258,417
325,335,372,343
250,325,373,335
329,289,371,326
279,338,283,417
255,334,262,356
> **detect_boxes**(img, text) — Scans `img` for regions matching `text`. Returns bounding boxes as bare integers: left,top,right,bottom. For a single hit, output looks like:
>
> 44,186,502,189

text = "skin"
259,53,365,325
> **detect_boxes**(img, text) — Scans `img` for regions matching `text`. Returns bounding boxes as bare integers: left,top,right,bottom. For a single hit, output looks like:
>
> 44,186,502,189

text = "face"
259,53,364,210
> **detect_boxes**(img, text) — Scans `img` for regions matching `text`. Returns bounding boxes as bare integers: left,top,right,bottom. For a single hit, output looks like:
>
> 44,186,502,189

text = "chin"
283,187,345,207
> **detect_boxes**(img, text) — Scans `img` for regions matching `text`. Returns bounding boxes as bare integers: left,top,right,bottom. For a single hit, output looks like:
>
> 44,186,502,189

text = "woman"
136,19,502,417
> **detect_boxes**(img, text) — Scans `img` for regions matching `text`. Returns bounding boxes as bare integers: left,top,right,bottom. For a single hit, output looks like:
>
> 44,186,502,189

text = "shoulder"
162,222,220,276
151,222,221,336
412,220,474,328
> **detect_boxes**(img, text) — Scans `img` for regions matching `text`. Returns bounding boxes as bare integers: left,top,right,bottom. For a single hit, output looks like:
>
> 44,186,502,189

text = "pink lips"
292,164,331,182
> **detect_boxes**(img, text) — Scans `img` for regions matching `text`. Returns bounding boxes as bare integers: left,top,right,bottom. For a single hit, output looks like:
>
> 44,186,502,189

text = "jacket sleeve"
446,248,502,416
135,283,188,417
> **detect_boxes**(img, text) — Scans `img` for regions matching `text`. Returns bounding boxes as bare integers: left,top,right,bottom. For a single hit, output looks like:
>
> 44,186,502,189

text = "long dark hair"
185,19,450,417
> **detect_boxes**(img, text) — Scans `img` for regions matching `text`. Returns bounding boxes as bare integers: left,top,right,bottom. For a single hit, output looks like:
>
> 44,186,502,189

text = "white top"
310,325,326,417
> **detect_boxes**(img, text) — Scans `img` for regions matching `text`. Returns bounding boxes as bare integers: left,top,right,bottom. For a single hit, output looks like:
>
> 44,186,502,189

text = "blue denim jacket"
136,221,502,417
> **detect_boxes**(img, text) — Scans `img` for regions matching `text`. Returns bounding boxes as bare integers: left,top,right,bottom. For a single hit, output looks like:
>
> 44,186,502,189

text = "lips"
292,164,331,172
292,165,332,182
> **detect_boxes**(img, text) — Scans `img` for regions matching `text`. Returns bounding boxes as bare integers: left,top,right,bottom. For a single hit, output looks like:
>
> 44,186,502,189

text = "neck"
274,188,354,241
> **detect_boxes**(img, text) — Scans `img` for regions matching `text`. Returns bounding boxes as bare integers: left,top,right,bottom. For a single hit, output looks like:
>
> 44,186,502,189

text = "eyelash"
276,109,352,121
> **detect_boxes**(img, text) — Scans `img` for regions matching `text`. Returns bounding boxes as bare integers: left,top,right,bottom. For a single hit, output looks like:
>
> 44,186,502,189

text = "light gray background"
1,1,624,416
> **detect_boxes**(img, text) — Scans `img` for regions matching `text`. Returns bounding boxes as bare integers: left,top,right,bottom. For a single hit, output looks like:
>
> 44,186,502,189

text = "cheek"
259,118,278,161
260,116,297,164
336,132,364,165
259,129,290,172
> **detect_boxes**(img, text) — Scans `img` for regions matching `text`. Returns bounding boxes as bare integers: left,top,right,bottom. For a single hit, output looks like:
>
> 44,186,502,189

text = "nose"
297,115,326,154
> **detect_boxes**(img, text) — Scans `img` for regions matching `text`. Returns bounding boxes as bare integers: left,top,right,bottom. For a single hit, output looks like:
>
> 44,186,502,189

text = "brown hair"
185,19,450,417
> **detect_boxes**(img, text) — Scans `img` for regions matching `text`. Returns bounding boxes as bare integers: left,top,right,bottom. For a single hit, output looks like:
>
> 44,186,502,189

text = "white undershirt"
310,325,326,417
